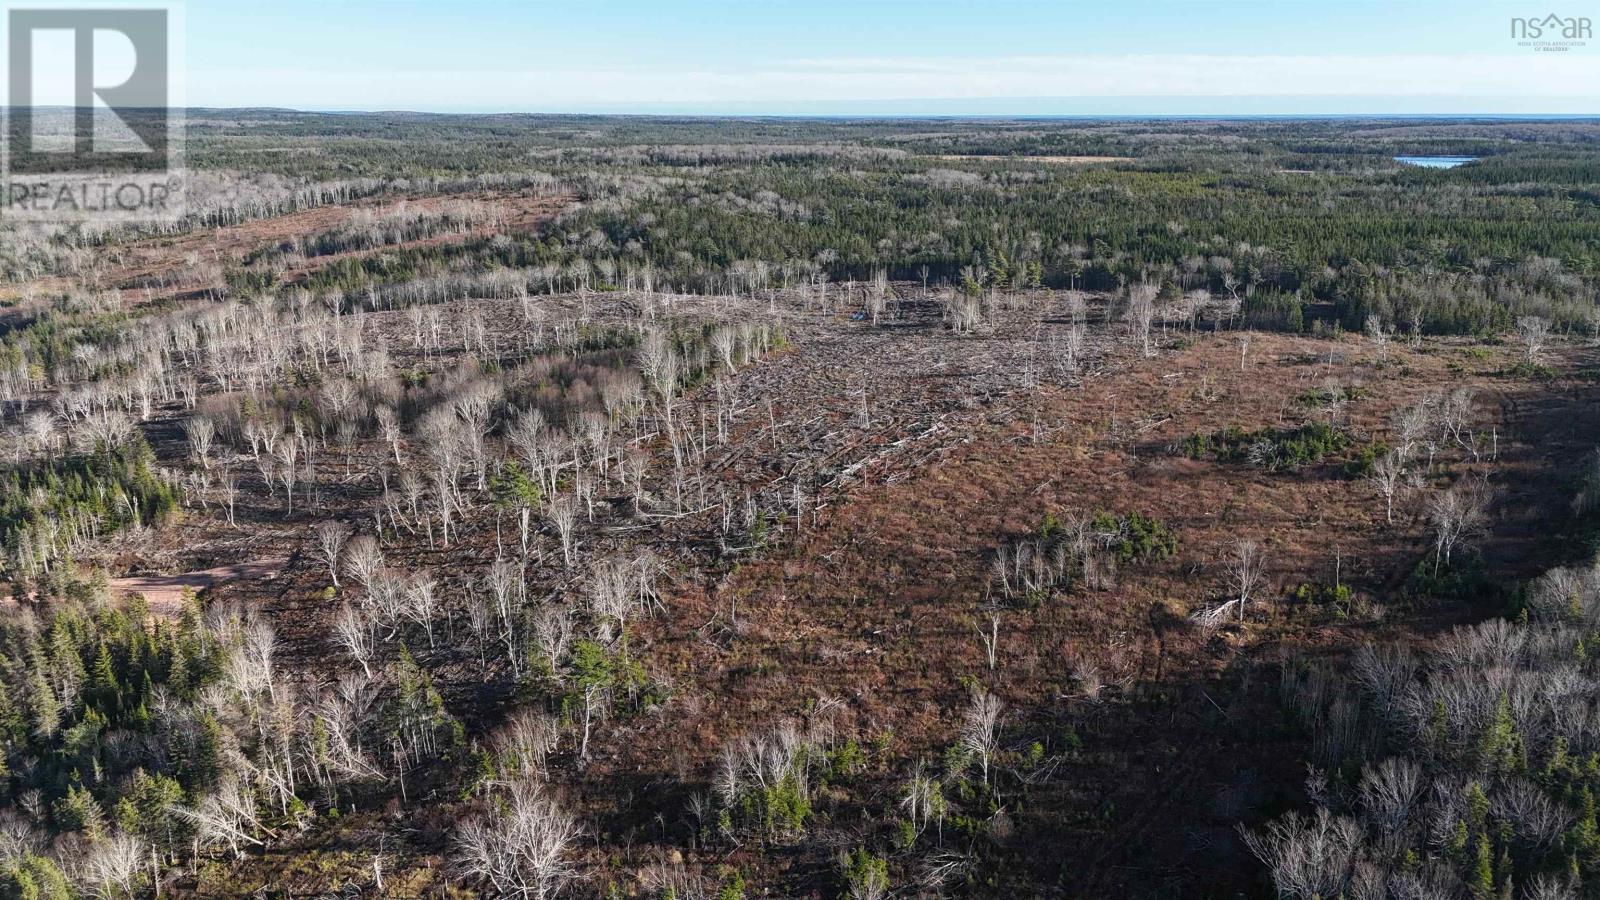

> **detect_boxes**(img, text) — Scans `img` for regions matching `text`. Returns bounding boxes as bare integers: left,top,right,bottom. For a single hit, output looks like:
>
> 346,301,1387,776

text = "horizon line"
7,106,1600,121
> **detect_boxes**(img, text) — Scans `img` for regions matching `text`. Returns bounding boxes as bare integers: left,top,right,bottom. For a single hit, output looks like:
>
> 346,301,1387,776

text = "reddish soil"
99,289,1600,896
577,330,1600,895
108,556,289,611
0,187,572,317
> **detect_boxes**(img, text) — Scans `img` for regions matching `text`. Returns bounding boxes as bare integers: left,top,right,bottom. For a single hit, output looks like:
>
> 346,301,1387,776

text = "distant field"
935,153,1134,163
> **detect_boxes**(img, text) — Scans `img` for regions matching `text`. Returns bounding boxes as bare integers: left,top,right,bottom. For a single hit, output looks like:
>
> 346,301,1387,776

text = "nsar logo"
1510,13,1592,51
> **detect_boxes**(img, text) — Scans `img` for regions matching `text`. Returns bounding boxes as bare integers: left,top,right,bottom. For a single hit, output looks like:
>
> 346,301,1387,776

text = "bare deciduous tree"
1517,314,1551,364
1364,314,1389,362
1367,451,1407,524
1428,486,1489,574
548,498,577,567
314,520,352,586
638,330,681,425
274,439,300,513
1391,402,1432,464
79,829,146,899
1356,757,1424,840
1126,282,1158,357
218,465,238,527
334,604,375,679
485,558,524,677
187,415,216,469
453,779,581,900
711,327,737,374
375,405,404,464
531,605,573,680
1239,808,1361,900
313,675,385,781
976,611,1000,671
866,269,889,325
1228,539,1268,623
959,689,1003,786
343,535,384,589
172,778,265,860
404,571,440,649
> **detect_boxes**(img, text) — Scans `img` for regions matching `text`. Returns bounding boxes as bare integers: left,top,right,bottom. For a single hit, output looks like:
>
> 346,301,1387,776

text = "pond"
1395,156,1478,169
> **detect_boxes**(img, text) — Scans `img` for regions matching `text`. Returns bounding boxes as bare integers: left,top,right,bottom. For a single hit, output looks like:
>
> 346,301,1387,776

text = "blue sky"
169,0,1600,113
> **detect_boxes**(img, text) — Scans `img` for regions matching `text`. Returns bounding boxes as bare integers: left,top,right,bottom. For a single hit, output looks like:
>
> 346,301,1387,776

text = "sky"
42,0,1600,114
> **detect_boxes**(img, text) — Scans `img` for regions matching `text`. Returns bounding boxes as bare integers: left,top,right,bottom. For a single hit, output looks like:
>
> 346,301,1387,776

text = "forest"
0,113,1597,898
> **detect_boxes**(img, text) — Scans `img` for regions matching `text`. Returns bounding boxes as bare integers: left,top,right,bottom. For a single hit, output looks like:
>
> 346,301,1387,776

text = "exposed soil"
0,187,573,320
108,556,289,611
79,286,1600,896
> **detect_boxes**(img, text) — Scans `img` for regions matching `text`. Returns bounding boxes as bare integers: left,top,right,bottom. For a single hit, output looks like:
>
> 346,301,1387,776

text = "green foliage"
1088,510,1179,565
825,740,866,781
1,434,182,584
224,268,278,296
1478,693,1527,776
1402,553,1504,607
746,769,811,840
490,461,544,511
0,853,73,900
716,868,747,900
1060,724,1084,754
1288,581,1354,612
0,303,134,383
0,589,224,824
1345,440,1391,478
116,769,189,855
52,782,104,840
746,507,770,551
565,639,655,715
840,846,890,900
1182,422,1350,471
387,646,462,765
943,742,972,781
1468,832,1495,899
1504,360,1558,381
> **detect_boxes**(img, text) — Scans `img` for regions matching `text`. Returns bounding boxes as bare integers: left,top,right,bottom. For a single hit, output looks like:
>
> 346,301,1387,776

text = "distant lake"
1395,156,1478,169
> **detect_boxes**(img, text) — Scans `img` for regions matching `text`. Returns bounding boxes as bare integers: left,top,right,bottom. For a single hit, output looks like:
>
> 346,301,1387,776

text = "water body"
1395,156,1478,169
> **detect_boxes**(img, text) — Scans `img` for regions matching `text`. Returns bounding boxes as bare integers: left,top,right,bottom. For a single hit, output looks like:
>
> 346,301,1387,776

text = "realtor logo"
1510,13,1592,51
2,4,184,222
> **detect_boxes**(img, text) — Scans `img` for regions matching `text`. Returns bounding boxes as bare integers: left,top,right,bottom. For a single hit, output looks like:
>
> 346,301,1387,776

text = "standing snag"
187,416,217,469
314,520,353,586
1364,314,1389,361
453,779,580,900
343,535,384,589
1367,451,1406,524
1126,282,1158,357
959,689,1003,786
1428,487,1489,574
333,604,375,679
1516,315,1551,365
548,498,578,568
1228,539,1268,623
